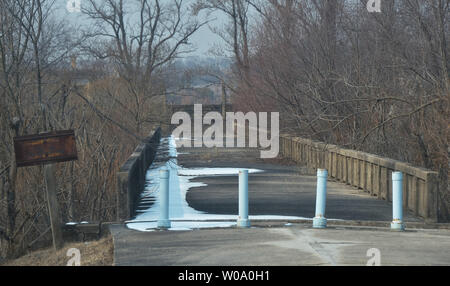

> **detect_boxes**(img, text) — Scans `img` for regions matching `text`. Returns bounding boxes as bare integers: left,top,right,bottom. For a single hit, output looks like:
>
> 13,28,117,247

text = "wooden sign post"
14,130,78,251
44,164,64,250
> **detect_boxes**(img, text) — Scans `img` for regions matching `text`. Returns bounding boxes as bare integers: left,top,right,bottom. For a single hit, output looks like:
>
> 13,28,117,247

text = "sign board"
14,130,78,168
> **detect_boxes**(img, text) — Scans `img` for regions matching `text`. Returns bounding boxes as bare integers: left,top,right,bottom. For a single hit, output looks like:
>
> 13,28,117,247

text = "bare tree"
82,0,206,134
227,0,449,220
0,0,80,257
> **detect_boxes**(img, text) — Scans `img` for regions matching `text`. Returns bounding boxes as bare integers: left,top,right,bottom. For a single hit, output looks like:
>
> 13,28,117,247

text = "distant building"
166,83,225,106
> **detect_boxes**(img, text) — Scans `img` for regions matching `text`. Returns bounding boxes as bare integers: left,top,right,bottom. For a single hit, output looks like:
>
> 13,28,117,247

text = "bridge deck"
111,139,450,266
110,223,450,266
178,146,422,222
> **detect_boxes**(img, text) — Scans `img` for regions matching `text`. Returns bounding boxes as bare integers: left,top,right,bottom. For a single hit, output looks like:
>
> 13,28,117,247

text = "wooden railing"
280,135,439,222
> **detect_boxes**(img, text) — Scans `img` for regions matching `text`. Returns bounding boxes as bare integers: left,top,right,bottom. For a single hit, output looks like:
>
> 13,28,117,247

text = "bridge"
111,105,449,266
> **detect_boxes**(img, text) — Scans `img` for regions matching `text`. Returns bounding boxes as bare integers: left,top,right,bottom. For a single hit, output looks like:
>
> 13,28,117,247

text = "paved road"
110,223,450,266
110,141,449,266
178,147,422,222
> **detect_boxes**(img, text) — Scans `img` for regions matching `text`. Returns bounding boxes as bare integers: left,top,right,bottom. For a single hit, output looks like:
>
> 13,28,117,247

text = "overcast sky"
54,0,229,58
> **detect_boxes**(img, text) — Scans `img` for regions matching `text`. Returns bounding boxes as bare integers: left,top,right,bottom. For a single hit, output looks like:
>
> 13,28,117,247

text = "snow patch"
127,136,311,232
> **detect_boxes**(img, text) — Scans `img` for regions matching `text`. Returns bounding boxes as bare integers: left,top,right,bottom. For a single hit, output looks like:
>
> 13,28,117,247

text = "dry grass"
0,235,114,266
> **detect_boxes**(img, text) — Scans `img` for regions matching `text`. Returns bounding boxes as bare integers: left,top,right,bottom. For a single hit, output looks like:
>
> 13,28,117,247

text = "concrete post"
237,170,250,228
391,172,405,231
313,169,328,228
158,168,171,229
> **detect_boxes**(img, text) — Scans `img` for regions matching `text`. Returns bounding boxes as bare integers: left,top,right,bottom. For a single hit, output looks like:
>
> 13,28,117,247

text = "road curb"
249,219,450,230
104,219,450,232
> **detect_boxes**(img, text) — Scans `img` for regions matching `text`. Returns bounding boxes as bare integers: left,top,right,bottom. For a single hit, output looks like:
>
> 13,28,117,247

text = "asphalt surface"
109,143,450,266
110,223,450,266
177,147,422,222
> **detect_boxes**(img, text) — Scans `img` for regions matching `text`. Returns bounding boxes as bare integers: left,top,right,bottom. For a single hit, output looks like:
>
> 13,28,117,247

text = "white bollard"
391,172,405,231
157,168,171,229
313,169,328,229
237,170,250,228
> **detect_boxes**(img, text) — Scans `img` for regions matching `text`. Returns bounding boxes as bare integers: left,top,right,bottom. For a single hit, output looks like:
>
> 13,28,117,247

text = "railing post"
158,168,171,229
313,169,328,228
237,170,250,228
391,172,405,231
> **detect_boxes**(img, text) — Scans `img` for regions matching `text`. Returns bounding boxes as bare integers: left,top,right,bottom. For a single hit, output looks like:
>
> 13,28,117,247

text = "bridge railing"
280,135,439,222
116,127,161,221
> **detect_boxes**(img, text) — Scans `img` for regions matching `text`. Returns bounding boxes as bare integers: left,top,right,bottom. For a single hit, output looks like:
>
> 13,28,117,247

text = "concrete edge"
105,224,124,267
250,219,450,230
103,220,450,232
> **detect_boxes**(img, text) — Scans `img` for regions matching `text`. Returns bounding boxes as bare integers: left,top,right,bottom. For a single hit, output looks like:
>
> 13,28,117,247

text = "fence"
280,135,439,222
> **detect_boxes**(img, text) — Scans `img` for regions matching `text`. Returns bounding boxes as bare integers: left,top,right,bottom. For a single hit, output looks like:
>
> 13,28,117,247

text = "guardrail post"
391,172,405,231
158,168,171,229
237,170,250,228
313,169,328,228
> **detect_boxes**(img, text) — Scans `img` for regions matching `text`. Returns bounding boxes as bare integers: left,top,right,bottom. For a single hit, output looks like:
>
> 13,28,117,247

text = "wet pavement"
177,144,423,223
109,137,449,266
